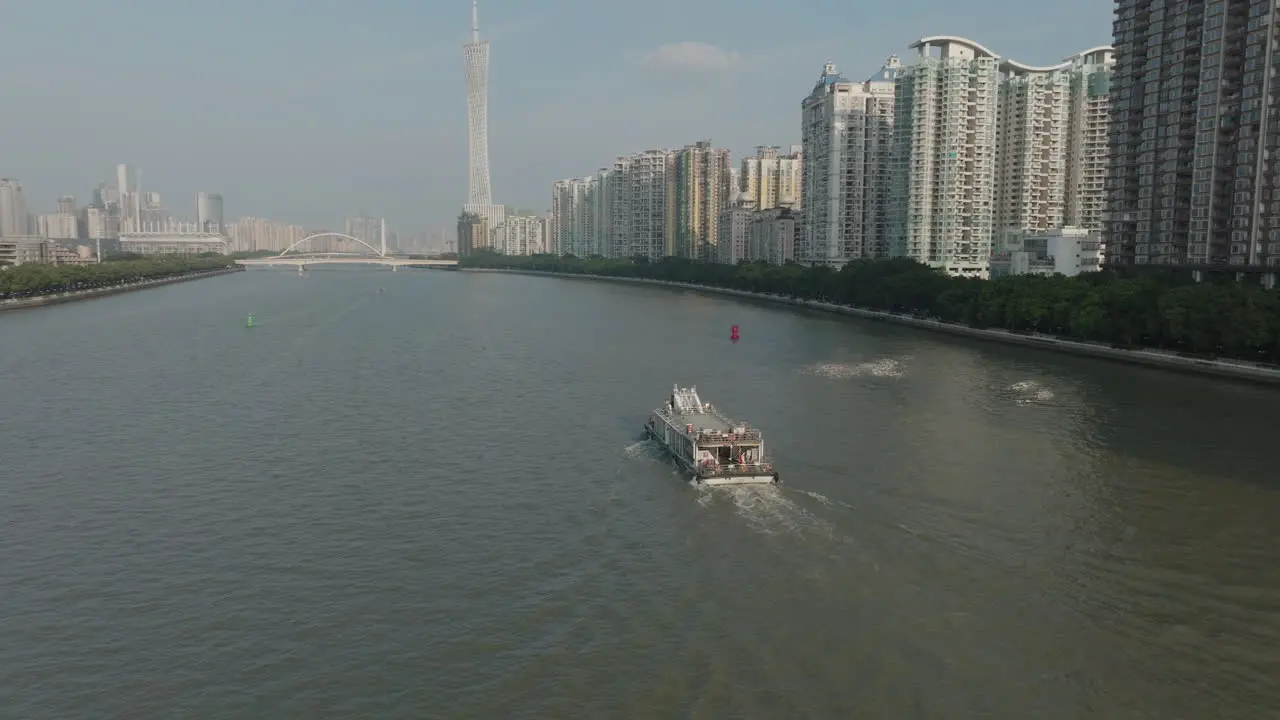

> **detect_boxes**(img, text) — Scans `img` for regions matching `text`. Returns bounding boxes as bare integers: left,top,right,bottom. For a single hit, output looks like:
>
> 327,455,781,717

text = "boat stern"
696,465,780,486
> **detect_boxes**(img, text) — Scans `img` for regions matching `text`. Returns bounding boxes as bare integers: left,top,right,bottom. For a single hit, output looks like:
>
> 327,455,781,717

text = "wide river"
2,267,1278,718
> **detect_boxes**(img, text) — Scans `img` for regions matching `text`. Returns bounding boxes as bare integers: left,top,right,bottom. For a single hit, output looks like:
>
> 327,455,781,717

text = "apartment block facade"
1106,0,1279,281
739,145,803,211
889,38,1000,277
800,58,899,266
1065,48,1114,231
609,150,676,260
674,141,732,260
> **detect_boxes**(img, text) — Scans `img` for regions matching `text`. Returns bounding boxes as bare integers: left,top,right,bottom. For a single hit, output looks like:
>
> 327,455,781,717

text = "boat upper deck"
655,386,762,443
670,408,733,433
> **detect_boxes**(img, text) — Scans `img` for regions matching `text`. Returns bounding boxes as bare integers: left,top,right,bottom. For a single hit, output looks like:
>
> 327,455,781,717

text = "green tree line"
460,250,1280,364
0,255,236,300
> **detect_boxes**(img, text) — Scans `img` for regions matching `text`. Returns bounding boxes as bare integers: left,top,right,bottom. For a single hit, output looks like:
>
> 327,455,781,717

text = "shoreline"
465,267,1280,386
0,266,245,312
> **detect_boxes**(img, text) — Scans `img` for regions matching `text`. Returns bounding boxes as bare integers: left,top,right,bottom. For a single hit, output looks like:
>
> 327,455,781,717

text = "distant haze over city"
1,0,1110,235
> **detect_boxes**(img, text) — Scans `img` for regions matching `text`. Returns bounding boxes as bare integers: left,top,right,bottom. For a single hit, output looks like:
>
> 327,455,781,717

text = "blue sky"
1,0,1112,235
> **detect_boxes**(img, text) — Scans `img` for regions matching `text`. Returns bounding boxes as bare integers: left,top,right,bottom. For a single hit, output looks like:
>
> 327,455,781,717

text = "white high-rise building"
800,57,899,266
889,37,1000,277
497,214,547,256
551,178,593,256
463,0,501,229
739,145,803,211
1064,48,1114,233
197,192,225,233
609,150,676,259
0,179,30,237
994,60,1072,238
993,49,1114,241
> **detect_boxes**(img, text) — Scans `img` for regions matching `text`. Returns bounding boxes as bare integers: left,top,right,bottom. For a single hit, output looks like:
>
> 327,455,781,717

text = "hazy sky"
2,0,1112,233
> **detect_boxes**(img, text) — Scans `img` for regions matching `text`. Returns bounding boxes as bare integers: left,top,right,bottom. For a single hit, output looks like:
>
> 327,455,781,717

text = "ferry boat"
644,385,779,485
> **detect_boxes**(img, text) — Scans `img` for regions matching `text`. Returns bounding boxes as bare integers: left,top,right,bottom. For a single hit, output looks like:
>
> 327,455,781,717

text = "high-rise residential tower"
801,58,899,266
551,178,593,256
993,48,1114,240
1105,0,1278,282
674,140,732,260
609,150,676,260
889,38,1000,277
463,0,501,230
993,59,1072,238
739,145,802,211
1064,48,1113,232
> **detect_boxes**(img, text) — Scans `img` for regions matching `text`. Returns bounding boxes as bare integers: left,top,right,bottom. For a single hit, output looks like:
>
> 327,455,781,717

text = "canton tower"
463,0,493,210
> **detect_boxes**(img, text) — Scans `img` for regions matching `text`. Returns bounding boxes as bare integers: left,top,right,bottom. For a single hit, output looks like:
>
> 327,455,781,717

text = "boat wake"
1010,380,1055,405
622,439,662,460
801,357,908,380
696,484,834,538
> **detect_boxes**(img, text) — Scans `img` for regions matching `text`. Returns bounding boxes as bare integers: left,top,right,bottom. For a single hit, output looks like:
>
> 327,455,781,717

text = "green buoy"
246,312,255,328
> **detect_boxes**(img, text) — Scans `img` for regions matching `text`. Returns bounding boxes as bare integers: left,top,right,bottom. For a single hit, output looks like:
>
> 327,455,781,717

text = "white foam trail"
622,439,663,461
790,488,855,511
716,484,834,537
1010,380,1055,405
801,357,909,380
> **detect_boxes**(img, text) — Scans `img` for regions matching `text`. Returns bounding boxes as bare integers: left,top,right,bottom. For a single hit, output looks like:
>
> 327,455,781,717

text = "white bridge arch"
277,232,385,257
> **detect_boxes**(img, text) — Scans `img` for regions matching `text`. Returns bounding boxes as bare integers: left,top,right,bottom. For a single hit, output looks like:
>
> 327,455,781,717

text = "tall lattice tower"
463,0,492,209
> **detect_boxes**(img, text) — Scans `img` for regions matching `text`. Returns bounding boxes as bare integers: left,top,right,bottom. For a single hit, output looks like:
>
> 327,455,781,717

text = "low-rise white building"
989,226,1102,278
119,232,227,255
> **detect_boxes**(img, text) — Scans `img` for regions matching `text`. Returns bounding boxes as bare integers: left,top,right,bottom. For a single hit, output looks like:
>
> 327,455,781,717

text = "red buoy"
730,324,740,341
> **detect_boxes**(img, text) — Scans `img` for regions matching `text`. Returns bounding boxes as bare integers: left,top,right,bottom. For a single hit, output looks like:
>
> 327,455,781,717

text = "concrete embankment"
465,267,1280,386
0,266,245,312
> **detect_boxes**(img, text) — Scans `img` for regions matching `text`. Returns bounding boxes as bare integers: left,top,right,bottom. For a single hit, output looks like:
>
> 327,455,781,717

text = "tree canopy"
0,255,236,300
459,250,1280,364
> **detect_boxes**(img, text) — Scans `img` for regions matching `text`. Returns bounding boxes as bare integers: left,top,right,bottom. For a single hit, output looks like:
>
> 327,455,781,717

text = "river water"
2,267,1278,718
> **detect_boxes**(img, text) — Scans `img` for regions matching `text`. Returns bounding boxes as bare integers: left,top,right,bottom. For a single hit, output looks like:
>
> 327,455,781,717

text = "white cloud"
642,42,742,73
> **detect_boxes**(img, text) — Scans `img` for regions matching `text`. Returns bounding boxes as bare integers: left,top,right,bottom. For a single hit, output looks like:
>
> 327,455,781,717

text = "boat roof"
664,385,743,433
671,408,734,433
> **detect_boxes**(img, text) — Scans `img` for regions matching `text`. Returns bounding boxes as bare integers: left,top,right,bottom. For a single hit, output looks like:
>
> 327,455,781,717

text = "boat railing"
699,461,774,476
696,429,762,443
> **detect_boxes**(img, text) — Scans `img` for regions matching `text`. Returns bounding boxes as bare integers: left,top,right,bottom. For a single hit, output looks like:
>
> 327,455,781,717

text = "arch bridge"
235,232,457,270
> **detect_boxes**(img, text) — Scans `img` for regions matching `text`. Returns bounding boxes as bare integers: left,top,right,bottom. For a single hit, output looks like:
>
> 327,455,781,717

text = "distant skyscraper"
551,178,592,256
0,179,29,237
463,0,497,226
197,193,225,233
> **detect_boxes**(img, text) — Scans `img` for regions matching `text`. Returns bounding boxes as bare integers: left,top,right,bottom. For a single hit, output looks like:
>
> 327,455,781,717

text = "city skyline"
0,0,1112,231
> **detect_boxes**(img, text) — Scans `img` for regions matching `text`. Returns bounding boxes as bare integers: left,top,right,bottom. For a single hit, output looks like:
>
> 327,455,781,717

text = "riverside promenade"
466,268,1280,387
0,266,244,312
